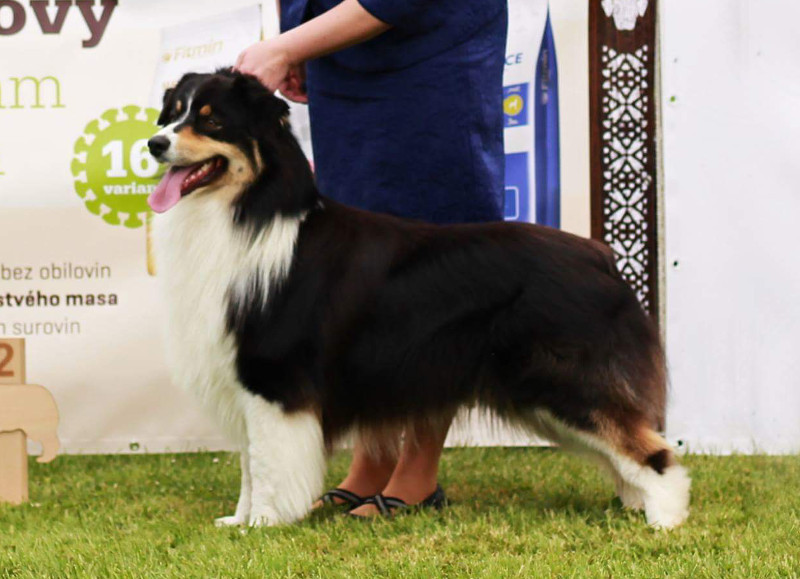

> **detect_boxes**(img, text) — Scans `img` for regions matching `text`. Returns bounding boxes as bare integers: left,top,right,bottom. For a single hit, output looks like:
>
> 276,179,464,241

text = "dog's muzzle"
148,136,170,160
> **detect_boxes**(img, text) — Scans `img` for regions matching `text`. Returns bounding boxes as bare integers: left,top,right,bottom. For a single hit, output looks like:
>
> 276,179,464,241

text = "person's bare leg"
350,418,451,517
311,440,397,508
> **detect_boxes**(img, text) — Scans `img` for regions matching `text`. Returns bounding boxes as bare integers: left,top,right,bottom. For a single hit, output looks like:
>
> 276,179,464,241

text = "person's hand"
235,40,308,103
235,0,391,102
281,64,309,104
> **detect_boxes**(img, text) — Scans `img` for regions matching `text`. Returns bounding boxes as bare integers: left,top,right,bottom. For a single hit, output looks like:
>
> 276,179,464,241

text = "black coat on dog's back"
227,119,665,453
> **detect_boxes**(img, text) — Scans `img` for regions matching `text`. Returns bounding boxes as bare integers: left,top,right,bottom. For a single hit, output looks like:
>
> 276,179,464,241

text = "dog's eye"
204,116,222,129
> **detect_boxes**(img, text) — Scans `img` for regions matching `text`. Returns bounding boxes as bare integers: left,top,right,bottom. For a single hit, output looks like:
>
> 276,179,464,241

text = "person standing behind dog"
236,0,507,517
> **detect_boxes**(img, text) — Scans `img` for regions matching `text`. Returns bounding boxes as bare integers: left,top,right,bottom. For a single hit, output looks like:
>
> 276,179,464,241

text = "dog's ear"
157,73,200,125
233,74,291,133
157,87,175,125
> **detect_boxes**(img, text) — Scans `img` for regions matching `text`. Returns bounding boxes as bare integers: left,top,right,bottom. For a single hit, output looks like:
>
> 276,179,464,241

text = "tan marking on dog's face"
199,104,212,117
170,127,261,202
251,139,264,174
175,100,183,113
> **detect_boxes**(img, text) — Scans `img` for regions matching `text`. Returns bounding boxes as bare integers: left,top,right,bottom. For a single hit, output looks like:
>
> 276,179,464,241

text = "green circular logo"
71,105,164,228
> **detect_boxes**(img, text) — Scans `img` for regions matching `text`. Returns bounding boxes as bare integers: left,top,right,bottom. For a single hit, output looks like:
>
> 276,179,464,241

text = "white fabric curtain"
662,1,800,454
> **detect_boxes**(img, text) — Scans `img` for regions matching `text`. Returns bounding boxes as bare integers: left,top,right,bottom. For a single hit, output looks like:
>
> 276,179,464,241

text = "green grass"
1,449,799,578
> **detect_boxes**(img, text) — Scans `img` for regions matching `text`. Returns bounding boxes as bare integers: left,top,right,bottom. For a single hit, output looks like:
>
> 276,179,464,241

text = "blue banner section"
534,10,561,228
503,83,529,128
504,152,530,222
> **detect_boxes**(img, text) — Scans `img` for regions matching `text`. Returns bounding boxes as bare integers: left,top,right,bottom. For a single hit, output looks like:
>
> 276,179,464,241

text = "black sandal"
318,488,366,509
352,484,448,517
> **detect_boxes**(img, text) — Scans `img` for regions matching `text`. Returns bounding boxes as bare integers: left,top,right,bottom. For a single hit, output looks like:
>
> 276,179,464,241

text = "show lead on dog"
237,0,508,517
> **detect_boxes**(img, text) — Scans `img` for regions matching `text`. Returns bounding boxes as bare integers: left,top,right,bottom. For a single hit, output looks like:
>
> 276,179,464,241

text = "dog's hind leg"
595,421,690,530
526,409,690,529
241,392,326,527
215,447,252,527
613,469,646,512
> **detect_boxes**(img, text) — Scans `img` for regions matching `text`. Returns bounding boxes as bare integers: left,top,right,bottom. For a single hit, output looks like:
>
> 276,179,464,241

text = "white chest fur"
153,195,300,443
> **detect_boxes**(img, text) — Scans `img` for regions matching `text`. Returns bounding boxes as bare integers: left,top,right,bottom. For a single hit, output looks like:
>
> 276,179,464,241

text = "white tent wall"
661,1,800,453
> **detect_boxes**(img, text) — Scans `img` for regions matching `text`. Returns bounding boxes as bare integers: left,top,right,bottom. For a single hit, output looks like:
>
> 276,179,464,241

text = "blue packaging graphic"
534,11,561,228
502,5,560,228
504,152,530,222
503,83,529,129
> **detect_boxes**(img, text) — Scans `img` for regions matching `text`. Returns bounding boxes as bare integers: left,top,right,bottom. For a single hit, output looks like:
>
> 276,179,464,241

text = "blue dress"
281,0,507,224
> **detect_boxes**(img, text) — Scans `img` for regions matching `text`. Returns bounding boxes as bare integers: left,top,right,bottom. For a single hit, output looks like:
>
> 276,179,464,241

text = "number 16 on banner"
71,105,164,276
102,139,160,180
71,105,164,230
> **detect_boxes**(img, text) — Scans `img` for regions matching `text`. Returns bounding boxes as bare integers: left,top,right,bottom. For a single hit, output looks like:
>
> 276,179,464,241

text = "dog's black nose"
148,136,170,158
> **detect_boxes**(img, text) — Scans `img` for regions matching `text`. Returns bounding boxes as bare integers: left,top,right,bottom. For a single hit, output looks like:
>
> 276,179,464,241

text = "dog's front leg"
215,447,252,527
241,392,326,527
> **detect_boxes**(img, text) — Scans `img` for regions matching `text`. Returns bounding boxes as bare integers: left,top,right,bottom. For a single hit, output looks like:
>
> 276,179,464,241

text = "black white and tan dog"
147,70,690,529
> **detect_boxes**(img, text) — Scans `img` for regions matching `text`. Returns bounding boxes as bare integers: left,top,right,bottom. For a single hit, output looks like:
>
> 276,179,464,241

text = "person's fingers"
280,80,303,103
288,69,307,92
288,80,309,103
288,77,309,102
279,72,298,94
279,76,304,99
285,73,299,92
284,85,309,103
232,43,298,94
263,73,286,94
283,89,308,104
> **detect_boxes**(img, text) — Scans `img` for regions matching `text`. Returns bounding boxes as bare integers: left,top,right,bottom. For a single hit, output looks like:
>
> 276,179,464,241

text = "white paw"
644,465,691,529
646,508,690,529
214,515,247,528
617,482,645,511
248,512,280,528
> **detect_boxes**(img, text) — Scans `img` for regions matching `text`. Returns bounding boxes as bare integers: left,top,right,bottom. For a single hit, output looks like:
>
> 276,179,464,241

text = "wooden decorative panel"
590,0,660,319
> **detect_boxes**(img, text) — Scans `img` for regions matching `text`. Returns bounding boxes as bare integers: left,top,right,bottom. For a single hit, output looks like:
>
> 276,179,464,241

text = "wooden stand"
0,432,28,504
0,338,59,505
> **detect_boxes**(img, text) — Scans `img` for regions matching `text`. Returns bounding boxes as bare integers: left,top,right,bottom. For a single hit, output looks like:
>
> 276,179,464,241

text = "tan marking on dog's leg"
523,410,690,528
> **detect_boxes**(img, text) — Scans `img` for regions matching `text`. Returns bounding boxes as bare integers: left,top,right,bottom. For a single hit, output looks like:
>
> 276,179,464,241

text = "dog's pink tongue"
148,166,194,213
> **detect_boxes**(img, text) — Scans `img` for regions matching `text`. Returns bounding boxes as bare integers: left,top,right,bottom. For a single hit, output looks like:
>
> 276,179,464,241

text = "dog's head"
147,70,295,214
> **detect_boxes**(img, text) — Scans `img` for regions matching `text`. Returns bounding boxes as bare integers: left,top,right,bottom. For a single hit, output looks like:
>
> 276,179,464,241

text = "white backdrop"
662,1,800,453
